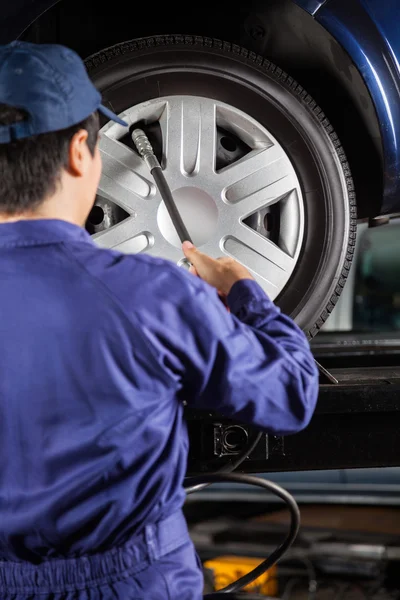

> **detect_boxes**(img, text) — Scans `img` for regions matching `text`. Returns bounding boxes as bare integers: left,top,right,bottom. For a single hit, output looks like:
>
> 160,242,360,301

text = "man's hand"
182,241,254,296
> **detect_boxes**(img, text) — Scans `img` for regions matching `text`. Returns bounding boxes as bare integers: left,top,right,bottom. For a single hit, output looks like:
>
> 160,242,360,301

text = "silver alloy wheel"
95,96,305,300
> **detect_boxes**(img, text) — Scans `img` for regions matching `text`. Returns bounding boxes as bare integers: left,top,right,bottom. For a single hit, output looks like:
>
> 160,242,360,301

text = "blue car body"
315,0,400,215
296,0,400,214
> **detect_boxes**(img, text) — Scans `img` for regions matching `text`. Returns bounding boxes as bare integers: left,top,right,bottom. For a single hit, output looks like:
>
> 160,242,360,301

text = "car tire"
85,35,357,338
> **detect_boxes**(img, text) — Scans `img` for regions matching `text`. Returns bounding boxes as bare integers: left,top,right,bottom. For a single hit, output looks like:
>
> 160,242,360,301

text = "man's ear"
68,129,90,177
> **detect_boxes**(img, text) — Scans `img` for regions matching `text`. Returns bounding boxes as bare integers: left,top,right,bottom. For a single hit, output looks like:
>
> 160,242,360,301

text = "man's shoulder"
67,239,171,277
66,240,208,309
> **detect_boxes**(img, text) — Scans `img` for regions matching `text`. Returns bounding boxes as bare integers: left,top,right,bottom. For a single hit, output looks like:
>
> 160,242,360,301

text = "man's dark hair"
0,105,100,215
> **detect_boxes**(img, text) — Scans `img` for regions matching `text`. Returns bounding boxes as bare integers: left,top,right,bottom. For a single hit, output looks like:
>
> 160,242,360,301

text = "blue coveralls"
0,219,319,599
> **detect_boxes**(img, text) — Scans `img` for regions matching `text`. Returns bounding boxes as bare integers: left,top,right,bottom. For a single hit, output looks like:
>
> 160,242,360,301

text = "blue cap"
0,41,128,143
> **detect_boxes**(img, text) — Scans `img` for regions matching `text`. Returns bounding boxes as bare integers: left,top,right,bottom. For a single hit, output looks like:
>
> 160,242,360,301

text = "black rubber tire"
85,35,357,338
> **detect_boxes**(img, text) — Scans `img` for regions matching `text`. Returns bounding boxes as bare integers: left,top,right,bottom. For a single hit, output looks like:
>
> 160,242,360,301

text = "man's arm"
180,279,317,435
139,247,319,436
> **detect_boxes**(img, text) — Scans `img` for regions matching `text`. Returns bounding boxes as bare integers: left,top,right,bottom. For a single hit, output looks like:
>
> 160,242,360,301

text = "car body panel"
294,0,328,15
362,0,400,75
315,0,400,214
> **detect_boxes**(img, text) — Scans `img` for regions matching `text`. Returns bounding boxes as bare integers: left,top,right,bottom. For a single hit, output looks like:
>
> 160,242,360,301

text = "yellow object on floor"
203,556,278,595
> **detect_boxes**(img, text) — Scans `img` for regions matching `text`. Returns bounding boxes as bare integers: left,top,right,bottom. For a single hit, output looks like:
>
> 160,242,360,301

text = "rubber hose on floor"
184,473,300,595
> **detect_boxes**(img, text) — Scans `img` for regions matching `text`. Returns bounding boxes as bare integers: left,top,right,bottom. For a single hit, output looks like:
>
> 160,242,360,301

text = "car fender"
293,1,328,15
316,0,400,215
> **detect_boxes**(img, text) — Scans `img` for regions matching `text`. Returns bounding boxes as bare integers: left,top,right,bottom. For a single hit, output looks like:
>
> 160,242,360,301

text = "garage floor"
189,504,400,599
257,505,400,536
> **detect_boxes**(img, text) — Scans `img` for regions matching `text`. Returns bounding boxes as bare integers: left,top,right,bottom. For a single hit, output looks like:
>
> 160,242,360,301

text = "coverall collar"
0,218,92,247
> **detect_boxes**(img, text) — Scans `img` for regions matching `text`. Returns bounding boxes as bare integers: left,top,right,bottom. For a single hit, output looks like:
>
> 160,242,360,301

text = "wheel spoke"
227,222,295,281
230,176,296,221
93,217,143,251
97,173,143,215
221,145,289,192
222,241,293,294
160,98,217,176
99,135,155,212
100,135,151,180
145,233,181,263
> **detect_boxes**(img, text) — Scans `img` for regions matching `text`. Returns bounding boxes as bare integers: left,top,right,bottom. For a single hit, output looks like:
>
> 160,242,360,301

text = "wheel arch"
239,0,384,218
16,0,382,217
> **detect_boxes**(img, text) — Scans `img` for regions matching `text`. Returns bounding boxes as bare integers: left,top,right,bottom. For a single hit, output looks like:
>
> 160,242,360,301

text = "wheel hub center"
157,186,219,248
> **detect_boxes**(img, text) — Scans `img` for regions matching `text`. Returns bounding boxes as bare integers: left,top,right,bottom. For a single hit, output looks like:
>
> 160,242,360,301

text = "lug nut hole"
89,205,105,226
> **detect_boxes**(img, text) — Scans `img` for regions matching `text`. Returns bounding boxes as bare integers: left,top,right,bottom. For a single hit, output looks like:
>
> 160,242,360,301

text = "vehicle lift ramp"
186,364,400,475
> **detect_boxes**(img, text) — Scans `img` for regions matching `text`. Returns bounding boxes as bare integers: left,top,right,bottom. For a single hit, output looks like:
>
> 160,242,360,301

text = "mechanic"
0,41,319,600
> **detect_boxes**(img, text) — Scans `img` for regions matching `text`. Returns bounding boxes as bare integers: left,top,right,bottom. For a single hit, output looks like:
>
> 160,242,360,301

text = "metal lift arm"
186,365,400,475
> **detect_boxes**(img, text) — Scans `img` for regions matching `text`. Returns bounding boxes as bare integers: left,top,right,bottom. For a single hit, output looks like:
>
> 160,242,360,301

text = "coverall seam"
0,558,150,595
0,564,154,597
228,286,275,316
58,241,178,389
0,239,65,248
0,538,192,595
